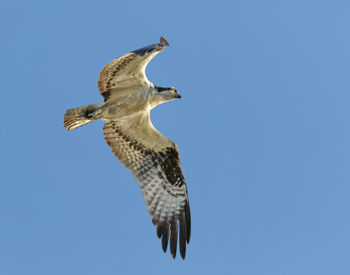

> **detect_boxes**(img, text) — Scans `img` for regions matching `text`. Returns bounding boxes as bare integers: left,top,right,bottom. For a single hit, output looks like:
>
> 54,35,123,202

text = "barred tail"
64,104,97,131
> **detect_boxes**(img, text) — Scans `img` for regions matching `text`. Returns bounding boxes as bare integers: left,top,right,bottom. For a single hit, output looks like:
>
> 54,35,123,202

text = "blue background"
1,0,350,274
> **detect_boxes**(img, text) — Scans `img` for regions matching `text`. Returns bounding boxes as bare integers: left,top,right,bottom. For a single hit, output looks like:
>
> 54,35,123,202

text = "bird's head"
152,86,181,106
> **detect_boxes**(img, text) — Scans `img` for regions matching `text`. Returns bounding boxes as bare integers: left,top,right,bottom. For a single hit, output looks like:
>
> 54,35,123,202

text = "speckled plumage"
64,37,191,259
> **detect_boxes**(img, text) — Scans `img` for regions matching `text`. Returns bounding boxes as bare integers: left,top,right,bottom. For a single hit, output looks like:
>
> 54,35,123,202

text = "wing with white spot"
98,37,169,100
103,113,191,259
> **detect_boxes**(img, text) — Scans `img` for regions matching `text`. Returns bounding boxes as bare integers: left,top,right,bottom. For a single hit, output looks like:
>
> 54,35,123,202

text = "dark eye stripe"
156,86,171,92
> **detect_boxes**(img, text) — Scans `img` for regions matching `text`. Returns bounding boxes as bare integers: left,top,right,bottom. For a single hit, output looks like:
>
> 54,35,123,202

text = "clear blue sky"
1,0,350,274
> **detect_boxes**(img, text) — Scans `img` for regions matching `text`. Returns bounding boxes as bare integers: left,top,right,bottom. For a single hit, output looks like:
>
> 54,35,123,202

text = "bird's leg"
90,109,104,120
84,101,106,120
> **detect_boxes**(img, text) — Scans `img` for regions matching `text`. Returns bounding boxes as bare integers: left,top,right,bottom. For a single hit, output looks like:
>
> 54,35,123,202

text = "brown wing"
98,37,169,100
103,114,191,259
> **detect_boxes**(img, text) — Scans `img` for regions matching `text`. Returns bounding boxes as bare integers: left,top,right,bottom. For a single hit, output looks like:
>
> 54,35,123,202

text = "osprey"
64,37,191,259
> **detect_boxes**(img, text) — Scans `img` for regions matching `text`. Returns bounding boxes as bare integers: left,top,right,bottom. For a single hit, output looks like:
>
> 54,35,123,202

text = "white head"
151,86,181,107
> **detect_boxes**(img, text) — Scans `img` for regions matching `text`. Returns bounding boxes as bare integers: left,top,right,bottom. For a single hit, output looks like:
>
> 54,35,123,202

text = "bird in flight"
64,37,191,259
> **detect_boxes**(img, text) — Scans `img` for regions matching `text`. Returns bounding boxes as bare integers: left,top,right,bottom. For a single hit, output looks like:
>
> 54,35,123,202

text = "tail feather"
64,104,96,131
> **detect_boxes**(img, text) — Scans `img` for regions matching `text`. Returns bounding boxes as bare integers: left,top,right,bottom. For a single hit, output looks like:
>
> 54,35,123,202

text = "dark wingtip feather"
170,221,178,259
156,224,162,238
156,201,191,259
186,201,191,244
179,211,188,259
161,225,169,252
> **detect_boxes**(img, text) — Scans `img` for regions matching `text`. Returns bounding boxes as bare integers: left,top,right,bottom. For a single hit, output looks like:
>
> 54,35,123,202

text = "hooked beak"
173,88,181,99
